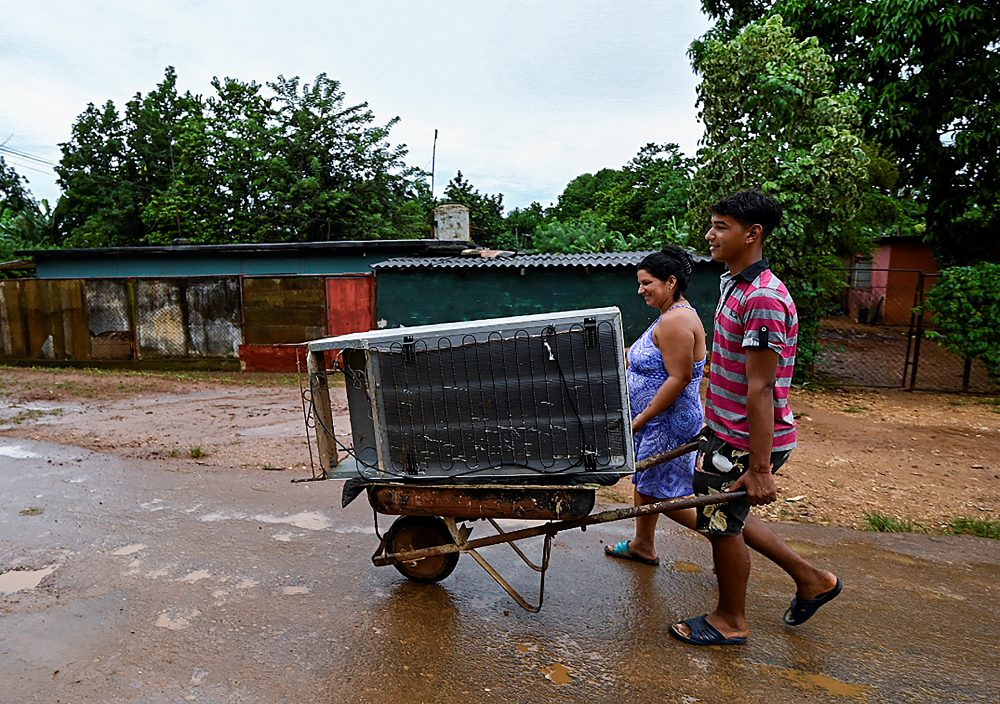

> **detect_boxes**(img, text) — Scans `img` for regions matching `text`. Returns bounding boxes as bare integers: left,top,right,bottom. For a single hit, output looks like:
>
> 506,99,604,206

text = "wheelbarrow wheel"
385,515,459,583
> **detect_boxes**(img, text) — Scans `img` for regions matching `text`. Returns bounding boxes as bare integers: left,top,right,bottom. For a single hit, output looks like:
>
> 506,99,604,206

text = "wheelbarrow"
359,441,746,612
295,311,743,612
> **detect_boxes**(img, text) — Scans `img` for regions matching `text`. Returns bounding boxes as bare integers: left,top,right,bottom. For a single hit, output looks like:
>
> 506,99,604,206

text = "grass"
863,512,927,534
842,405,869,414
189,446,207,459
947,517,1000,540
4,407,65,425
864,511,1000,540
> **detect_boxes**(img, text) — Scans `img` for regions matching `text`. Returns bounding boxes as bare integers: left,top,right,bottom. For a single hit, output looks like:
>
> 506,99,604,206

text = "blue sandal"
669,614,747,646
604,540,660,566
784,577,843,625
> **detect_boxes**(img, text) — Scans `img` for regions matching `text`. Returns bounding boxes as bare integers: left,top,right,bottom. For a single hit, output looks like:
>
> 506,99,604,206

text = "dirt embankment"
1,367,997,530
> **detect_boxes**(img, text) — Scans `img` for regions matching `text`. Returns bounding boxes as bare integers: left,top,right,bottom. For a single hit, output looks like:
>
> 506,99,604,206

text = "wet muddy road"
2,437,997,704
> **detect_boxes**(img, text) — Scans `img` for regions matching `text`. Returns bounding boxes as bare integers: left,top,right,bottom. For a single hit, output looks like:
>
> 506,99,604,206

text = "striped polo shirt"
705,258,798,452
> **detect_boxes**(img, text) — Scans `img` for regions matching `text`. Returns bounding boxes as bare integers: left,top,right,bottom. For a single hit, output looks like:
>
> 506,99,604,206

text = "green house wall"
375,262,723,344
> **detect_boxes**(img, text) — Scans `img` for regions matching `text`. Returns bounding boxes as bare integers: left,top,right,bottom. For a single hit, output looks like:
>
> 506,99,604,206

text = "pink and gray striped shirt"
705,259,798,452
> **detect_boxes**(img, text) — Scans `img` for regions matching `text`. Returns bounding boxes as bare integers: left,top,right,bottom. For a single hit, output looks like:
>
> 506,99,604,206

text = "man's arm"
729,347,779,504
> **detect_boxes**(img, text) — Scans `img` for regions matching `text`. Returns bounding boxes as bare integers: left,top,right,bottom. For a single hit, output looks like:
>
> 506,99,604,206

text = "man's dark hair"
710,190,782,237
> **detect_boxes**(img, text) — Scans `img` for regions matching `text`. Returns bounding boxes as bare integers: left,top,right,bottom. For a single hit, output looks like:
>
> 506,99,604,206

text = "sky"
0,0,711,212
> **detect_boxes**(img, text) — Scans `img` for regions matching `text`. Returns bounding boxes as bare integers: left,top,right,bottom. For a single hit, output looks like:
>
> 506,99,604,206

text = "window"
850,258,872,289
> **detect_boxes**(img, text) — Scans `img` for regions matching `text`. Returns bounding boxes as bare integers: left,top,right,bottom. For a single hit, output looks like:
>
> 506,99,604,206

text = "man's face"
705,213,754,264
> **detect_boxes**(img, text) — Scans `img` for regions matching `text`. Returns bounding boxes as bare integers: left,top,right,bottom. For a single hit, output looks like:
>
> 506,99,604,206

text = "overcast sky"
1,0,710,211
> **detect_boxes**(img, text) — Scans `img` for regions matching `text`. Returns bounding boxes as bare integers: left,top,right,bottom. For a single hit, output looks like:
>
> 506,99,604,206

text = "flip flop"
784,577,843,625
669,614,747,646
604,540,660,566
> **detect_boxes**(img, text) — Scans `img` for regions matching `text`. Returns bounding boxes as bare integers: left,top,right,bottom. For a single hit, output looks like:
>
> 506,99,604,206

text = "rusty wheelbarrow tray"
365,441,747,612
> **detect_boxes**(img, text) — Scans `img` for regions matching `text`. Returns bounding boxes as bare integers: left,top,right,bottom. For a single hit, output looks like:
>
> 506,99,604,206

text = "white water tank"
433,203,471,241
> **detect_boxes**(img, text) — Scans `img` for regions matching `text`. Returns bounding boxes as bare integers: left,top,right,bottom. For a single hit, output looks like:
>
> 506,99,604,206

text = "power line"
0,144,58,167
5,161,54,177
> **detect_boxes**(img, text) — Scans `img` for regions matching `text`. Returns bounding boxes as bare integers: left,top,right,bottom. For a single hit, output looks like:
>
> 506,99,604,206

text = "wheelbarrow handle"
634,439,700,473
372,490,749,567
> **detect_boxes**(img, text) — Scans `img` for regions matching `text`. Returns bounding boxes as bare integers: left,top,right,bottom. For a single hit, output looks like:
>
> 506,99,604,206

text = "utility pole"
430,129,438,198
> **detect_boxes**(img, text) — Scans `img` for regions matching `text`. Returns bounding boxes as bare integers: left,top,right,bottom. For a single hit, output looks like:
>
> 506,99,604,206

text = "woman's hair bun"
660,244,693,279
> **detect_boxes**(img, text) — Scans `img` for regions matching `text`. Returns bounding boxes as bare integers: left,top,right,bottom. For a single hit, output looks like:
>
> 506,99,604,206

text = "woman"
604,245,706,566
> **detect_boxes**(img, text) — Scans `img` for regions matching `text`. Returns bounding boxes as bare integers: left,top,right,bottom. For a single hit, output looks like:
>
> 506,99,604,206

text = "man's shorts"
693,427,791,537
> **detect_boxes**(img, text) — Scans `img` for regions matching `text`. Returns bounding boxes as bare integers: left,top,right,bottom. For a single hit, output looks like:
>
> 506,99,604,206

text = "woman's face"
636,268,674,309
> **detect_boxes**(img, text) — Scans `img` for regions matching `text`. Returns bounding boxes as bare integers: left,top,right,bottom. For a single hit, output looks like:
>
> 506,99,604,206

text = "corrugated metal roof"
373,250,711,270
18,239,469,260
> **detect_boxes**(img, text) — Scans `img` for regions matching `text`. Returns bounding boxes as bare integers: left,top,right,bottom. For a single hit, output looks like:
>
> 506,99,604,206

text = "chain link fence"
816,269,995,393
0,277,244,363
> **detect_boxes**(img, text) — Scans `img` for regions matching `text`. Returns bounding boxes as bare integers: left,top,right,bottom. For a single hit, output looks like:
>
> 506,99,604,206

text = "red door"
326,275,375,337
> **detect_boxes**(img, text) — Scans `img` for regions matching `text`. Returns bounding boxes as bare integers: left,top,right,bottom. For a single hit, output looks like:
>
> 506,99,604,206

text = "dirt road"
1,367,997,529
2,434,998,703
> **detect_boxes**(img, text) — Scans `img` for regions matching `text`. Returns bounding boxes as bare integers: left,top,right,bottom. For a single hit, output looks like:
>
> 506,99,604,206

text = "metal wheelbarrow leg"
372,489,748,612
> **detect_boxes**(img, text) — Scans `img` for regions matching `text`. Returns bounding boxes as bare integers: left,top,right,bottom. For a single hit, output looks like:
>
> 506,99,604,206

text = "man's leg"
742,515,839,599
674,532,752,640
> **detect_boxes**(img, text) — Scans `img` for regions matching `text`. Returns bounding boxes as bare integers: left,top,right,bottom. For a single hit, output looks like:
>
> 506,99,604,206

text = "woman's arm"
631,314,695,433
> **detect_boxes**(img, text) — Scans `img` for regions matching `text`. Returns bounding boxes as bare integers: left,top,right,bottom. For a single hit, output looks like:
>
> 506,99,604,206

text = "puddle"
0,444,40,459
672,560,704,573
112,543,147,556
155,609,201,630
0,565,58,594
784,540,824,557
756,664,870,698
179,570,212,583
542,662,573,685
199,510,332,531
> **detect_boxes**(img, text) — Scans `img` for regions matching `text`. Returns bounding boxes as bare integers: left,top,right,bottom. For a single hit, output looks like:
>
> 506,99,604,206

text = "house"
846,236,938,325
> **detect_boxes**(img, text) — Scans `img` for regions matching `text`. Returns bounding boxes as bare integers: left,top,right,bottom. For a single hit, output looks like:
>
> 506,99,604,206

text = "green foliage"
863,512,927,534
947,517,1000,541
504,201,548,246
1,156,57,268
922,263,1000,384
441,171,510,248
531,215,687,254
864,512,1000,540
54,68,431,247
531,218,622,254
687,16,870,372
695,0,1000,263
550,143,694,242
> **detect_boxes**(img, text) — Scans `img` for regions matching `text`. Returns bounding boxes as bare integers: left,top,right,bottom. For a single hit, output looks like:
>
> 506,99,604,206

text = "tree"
531,217,624,254
441,171,510,248
56,68,432,247
504,201,548,249
1,156,56,266
0,155,36,214
550,168,624,222
686,15,870,371
923,263,1000,386
694,0,1000,263
594,143,694,237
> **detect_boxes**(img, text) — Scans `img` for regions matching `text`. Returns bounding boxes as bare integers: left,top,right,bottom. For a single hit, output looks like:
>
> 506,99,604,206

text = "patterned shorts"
693,427,791,537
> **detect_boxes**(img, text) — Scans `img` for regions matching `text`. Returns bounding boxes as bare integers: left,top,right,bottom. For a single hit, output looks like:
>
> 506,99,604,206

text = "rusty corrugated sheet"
0,280,88,360
243,277,326,345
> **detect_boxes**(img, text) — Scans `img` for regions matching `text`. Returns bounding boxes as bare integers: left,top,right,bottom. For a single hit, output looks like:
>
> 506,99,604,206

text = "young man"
669,190,842,646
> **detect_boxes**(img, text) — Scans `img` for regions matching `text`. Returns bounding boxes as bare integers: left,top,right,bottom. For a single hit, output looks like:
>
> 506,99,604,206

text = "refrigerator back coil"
317,308,633,482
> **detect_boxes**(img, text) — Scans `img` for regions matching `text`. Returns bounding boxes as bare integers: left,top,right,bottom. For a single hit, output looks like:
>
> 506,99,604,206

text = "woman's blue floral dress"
627,311,705,499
